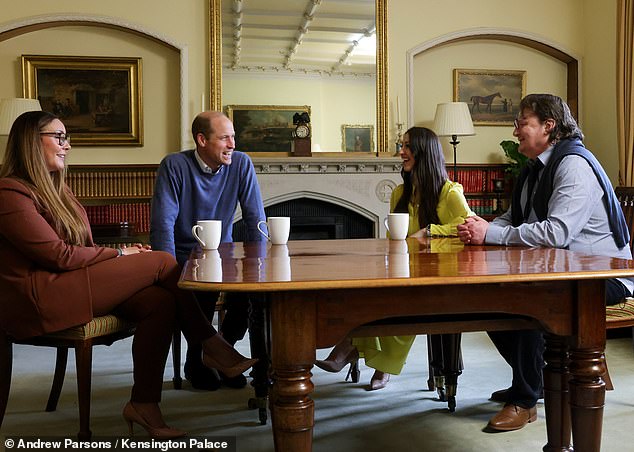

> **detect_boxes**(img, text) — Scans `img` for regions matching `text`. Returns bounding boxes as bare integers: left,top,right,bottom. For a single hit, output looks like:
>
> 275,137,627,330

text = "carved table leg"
543,334,572,452
568,348,605,452
270,293,316,452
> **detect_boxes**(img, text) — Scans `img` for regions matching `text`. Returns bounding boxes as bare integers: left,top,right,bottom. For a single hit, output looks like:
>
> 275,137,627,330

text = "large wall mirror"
209,0,388,156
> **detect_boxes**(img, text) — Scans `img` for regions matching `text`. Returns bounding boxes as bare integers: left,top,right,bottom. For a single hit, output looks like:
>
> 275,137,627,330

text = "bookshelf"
450,163,511,221
67,164,158,246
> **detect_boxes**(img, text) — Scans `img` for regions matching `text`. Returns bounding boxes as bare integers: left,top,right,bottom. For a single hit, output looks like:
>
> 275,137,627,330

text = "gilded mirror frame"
208,0,388,155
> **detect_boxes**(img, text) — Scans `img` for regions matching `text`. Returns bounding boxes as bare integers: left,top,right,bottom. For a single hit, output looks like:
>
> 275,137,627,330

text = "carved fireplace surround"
234,156,403,238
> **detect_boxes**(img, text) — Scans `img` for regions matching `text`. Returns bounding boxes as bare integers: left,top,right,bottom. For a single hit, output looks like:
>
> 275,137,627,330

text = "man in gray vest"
457,93,633,432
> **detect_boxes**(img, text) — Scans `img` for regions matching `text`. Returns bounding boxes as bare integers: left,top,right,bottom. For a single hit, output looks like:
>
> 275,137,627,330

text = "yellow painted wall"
582,0,618,182
0,1,621,181
412,40,568,164
0,0,208,164
0,26,180,164
389,0,621,182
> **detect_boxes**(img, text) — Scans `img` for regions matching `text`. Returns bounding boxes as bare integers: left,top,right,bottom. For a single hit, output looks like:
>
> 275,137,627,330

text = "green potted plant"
500,140,529,180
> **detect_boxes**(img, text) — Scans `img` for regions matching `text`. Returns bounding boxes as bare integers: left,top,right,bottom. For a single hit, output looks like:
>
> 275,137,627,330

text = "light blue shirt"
486,150,634,294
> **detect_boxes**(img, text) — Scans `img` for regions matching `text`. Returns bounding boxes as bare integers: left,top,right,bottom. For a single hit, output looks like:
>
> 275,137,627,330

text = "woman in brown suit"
0,111,256,438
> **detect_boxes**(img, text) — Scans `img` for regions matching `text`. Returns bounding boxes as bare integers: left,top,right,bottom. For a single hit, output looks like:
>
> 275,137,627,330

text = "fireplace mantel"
236,156,404,238
250,156,402,175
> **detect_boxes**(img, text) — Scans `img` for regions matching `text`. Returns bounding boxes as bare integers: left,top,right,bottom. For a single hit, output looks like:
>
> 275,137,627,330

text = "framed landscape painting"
341,124,374,152
225,104,311,154
453,69,526,125
22,55,143,146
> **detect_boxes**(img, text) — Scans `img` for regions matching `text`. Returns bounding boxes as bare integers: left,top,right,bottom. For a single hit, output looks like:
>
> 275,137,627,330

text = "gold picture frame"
225,104,310,155
341,124,375,153
453,69,526,126
22,55,143,146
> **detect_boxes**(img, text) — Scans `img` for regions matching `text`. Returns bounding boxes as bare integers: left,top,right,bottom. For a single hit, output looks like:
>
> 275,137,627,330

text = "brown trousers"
87,251,215,403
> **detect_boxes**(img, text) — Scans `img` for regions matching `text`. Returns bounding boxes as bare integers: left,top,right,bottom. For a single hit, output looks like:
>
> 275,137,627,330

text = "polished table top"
179,238,634,452
179,237,634,291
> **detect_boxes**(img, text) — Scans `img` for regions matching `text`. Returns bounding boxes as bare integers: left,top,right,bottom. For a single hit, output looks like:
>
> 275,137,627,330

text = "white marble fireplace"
235,156,403,238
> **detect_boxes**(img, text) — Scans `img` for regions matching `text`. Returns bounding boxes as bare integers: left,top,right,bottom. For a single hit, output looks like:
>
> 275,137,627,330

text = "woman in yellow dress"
315,127,475,389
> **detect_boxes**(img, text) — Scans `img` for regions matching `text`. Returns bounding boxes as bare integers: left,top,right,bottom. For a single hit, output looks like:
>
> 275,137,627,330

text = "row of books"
466,198,505,216
453,168,507,194
67,170,157,198
84,203,151,233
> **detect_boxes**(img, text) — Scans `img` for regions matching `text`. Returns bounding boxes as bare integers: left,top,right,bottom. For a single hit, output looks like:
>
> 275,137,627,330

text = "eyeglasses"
513,119,521,129
40,132,71,146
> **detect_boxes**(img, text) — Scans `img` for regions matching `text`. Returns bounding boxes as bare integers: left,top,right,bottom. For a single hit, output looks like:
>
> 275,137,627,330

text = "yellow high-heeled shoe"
122,402,186,439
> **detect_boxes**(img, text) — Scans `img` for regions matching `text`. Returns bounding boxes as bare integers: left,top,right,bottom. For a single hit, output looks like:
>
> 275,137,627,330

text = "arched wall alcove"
407,29,580,117
0,15,189,150
405,28,580,164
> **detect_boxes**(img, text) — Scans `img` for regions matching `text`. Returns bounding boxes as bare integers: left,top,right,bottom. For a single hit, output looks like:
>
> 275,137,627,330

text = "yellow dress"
353,180,474,374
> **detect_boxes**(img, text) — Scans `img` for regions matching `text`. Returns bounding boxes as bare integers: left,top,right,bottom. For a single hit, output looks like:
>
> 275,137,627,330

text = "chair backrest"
615,187,634,254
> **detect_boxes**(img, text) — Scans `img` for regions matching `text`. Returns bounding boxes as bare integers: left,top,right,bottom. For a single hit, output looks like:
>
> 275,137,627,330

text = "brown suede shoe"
487,404,537,431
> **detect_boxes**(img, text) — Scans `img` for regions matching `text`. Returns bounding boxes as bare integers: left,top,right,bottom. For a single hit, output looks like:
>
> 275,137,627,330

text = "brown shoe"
487,404,537,431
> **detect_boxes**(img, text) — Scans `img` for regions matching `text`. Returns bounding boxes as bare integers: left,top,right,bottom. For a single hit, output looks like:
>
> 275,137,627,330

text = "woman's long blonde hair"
0,111,88,245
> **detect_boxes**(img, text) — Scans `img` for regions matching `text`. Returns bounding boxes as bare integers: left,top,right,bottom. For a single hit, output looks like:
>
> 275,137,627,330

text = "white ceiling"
222,0,376,77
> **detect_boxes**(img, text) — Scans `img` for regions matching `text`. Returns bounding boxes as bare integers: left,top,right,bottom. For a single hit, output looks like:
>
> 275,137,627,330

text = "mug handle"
384,217,389,232
257,220,271,241
191,224,206,248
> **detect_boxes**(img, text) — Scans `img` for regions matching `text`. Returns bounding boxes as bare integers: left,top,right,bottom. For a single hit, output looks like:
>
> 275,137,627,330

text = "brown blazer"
0,178,117,339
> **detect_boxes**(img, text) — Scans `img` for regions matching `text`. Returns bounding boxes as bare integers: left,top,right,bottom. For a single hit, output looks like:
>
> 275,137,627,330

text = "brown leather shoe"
487,404,537,431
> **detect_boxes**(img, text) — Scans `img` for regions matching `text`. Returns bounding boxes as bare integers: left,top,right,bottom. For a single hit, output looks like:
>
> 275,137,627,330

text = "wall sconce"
433,102,475,182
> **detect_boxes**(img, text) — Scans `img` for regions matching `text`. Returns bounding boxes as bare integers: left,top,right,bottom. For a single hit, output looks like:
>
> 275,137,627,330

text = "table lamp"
433,102,475,182
0,98,42,159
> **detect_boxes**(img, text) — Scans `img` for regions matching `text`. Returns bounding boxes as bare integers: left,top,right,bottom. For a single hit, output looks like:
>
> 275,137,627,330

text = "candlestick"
201,93,205,112
394,122,404,156
396,96,401,124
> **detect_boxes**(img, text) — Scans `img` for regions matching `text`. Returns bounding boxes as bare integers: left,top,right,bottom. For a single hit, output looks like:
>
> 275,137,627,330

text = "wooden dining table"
178,237,634,452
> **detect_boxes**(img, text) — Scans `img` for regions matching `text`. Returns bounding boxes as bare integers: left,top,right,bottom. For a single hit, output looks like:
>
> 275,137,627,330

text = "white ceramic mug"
257,217,290,245
384,213,409,240
191,220,222,250
192,250,222,282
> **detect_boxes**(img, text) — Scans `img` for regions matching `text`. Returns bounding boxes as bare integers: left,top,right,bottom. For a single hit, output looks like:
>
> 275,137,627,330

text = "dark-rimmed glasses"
40,132,71,146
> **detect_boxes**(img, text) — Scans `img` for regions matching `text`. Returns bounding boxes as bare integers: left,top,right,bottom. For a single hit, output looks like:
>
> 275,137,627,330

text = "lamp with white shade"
433,102,475,182
0,98,42,159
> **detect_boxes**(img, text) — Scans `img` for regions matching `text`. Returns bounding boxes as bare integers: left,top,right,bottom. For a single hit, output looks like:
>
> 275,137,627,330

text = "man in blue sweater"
151,111,266,390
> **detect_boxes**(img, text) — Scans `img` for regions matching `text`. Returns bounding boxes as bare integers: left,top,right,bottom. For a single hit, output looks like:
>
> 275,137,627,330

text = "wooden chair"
603,187,634,389
0,314,136,440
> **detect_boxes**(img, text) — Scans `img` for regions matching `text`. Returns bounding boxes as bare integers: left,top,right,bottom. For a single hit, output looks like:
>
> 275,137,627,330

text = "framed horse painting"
453,69,525,125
